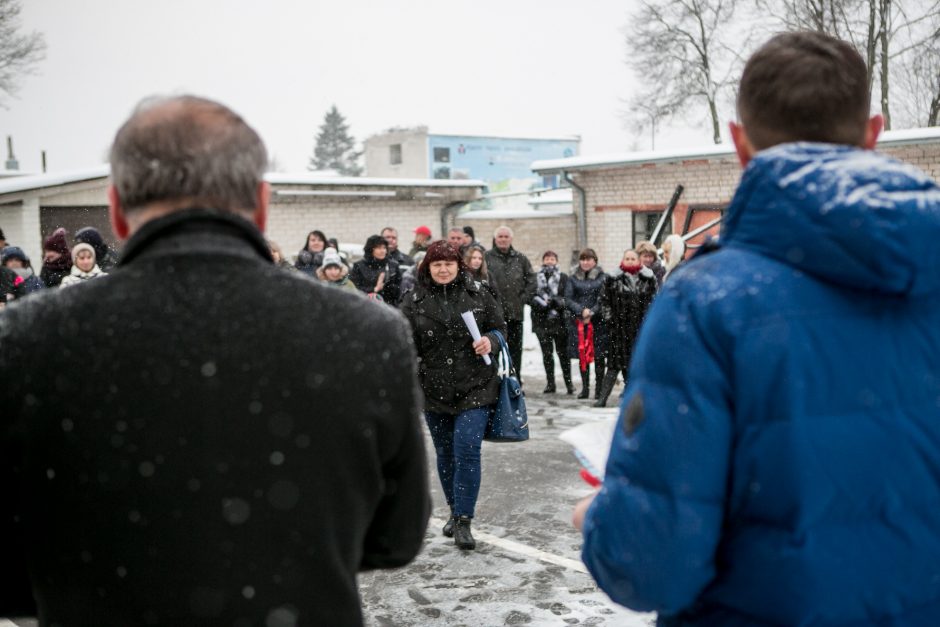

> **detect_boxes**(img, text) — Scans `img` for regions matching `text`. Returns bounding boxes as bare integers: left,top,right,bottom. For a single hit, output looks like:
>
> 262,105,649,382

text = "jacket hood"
722,143,940,296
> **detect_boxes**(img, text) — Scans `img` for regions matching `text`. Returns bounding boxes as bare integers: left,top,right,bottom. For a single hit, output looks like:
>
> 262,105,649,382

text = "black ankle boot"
442,513,456,538
453,516,476,550
543,383,556,394
577,369,590,399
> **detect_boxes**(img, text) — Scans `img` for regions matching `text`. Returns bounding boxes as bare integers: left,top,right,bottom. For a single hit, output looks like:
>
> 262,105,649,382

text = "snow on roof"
0,164,110,196
532,126,940,174
527,188,573,205
265,173,486,188
0,166,486,197
429,131,581,143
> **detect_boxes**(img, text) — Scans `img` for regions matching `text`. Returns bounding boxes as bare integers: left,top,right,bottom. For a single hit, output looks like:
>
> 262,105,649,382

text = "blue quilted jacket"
582,143,940,625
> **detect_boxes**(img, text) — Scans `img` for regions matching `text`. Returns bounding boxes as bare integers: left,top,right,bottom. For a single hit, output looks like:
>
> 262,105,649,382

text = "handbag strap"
489,329,517,379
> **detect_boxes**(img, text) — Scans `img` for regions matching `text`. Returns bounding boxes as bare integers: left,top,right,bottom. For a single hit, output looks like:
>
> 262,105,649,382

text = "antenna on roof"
5,136,19,171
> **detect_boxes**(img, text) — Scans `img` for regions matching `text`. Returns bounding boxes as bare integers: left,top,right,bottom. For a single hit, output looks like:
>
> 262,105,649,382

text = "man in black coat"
0,95,429,627
484,226,536,382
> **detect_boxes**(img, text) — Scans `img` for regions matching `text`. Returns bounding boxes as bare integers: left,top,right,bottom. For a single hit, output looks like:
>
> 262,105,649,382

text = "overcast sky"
2,0,713,175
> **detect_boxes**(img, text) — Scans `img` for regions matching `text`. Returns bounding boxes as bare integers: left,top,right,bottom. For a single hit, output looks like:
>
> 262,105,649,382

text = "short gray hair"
109,95,267,213
494,225,514,238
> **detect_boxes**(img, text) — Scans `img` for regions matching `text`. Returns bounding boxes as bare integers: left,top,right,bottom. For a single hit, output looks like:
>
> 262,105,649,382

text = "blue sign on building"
427,135,578,192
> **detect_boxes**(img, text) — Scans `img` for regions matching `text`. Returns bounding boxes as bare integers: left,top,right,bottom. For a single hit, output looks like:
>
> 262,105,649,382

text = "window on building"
633,211,671,247
433,166,451,179
433,147,450,163
389,144,402,165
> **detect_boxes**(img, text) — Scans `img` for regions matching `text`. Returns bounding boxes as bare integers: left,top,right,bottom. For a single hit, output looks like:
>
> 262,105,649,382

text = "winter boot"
578,366,591,398
542,353,555,393
543,383,556,394
442,511,456,538
454,516,476,550
577,367,591,399
593,370,618,408
562,360,574,395
594,359,606,400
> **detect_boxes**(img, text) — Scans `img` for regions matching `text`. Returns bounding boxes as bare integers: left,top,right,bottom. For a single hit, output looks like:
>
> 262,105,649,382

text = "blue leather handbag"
485,330,530,442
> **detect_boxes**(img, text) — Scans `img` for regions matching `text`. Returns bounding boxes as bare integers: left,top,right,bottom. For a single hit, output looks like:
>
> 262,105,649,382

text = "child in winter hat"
60,243,107,287
316,248,358,293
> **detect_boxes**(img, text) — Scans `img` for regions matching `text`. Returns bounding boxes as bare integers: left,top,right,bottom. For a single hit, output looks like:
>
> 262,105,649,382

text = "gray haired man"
0,95,429,626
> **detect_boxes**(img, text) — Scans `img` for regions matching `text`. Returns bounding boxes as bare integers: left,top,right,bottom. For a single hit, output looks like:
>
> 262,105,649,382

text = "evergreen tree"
309,105,362,176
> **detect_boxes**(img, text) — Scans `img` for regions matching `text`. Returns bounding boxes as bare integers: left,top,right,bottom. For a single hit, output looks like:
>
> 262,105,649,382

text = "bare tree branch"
0,0,46,105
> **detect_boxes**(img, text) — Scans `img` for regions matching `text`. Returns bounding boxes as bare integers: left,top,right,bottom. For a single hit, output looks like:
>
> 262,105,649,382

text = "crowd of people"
0,226,118,305
259,221,685,411
4,29,940,627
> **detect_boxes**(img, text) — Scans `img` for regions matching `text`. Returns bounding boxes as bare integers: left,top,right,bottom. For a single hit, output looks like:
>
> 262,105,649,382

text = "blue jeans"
424,407,490,518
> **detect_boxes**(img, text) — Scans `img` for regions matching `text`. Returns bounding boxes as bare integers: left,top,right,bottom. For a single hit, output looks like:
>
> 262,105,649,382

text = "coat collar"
119,208,273,267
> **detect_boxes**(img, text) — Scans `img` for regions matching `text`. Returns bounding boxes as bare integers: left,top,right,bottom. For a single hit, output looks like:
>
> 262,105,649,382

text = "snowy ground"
2,312,652,627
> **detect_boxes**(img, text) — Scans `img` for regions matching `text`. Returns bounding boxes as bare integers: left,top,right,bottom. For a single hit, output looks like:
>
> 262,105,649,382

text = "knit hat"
413,225,432,237
75,227,109,262
321,247,343,269
71,242,97,263
1,246,29,265
44,228,70,255
417,240,466,287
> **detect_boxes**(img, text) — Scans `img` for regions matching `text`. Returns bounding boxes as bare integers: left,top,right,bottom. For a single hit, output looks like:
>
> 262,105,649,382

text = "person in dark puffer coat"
400,241,507,552
39,228,72,288
1,246,44,300
350,234,402,306
564,248,607,400
593,249,657,407
577,32,940,626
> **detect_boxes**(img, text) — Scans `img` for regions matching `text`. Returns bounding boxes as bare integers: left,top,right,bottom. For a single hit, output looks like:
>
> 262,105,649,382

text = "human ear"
729,122,755,167
107,185,130,241
862,114,884,150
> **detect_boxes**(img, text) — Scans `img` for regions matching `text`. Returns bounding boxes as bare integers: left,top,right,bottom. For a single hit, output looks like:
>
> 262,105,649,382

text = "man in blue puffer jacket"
575,32,940,625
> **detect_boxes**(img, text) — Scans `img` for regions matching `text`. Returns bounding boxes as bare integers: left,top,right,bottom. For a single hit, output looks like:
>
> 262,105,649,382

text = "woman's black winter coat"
598,267,657,369
564,266,608,359
350,255,402,305
531,272,568,338
400,275,507,415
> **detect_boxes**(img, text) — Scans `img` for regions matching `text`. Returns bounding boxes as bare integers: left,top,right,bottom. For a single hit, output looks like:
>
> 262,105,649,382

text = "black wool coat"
598,267,658,369
484,246,536,321
400,275,507,415
0,209,429,627
350,255,402,306
564,266,608,359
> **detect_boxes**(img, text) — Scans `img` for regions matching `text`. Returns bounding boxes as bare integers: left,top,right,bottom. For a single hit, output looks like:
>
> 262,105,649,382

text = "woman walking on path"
532,250,573,394
564,248,607,400
594,249,657,407
294,229,328,277
400,241,507,551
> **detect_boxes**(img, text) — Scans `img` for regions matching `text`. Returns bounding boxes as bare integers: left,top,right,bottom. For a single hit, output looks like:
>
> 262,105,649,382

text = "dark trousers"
506,319,524,380
537,331,571,388
596,365,629,406
425,407,490,518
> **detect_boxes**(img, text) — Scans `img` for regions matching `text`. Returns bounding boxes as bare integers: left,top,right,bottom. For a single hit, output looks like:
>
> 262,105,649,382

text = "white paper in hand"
461,310,492,365
559,418,618,481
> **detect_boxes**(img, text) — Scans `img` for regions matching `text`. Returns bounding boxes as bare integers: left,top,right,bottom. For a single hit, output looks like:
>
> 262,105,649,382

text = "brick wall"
562,139,940,269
